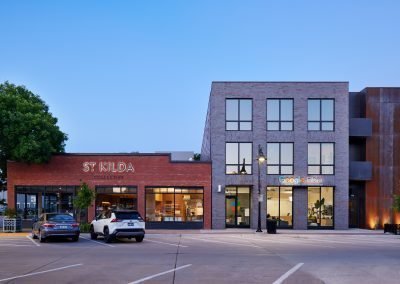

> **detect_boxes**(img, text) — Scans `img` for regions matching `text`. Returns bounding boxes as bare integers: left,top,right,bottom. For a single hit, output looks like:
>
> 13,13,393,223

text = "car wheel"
90,226,97,240
103,227,113,243
135,236,144,243
39,231,46,243
71,236,79,242
31,230,38,239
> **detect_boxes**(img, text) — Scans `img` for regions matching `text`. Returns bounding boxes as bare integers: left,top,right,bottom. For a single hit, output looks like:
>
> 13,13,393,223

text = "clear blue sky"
1,1,399,153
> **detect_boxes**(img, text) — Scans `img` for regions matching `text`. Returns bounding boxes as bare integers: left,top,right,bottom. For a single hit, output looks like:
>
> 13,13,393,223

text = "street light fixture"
256,144,266,232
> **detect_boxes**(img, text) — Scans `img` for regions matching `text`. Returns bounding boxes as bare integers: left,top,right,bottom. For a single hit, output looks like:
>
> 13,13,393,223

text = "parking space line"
184,236,263,248
145,239,188,248
79,236,115,247
0,244,33,247
0,263,83,282
272,263,304,284
26,235,40,247
127,264,192,284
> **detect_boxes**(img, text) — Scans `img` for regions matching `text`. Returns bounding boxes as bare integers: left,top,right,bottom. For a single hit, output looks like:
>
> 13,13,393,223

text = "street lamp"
256,144,266,232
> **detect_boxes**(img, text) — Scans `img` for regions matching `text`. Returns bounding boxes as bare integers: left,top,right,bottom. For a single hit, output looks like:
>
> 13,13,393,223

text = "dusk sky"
1,1,399,153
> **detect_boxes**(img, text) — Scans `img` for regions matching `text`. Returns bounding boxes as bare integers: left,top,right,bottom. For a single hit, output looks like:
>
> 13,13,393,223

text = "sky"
1,1,399,153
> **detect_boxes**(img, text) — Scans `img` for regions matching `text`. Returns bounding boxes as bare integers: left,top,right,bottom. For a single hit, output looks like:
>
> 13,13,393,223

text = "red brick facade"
7,154,212,229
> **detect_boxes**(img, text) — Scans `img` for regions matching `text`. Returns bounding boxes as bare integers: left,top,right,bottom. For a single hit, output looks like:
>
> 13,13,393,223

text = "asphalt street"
0,231,399,283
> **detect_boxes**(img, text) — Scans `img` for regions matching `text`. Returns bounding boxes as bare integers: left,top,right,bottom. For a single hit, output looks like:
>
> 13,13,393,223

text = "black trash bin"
266,219,277,234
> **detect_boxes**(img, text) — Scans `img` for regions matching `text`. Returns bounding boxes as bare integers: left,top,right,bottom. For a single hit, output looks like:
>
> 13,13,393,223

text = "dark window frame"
225,98,253,131
225,142,253,175
307,98,335,131
266,98,294,131
266,142,294,175
225,186,251,228
307,142,335,175
307,186,335,229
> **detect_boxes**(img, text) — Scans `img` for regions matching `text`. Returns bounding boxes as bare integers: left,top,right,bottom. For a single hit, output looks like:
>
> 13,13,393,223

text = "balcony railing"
349,161,372,181
349,118,372,137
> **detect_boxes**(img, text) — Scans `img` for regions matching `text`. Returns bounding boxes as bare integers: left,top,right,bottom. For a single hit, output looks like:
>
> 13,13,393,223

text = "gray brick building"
201,82,349,230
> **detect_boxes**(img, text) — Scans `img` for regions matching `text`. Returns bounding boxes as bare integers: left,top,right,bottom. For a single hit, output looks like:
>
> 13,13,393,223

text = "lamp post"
256,144,266,232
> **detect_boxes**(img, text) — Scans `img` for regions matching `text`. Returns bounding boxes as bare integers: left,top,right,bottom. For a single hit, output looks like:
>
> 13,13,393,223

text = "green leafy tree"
193,153,201,161
0,81,68,181
394,194,400,213
73,182,96,222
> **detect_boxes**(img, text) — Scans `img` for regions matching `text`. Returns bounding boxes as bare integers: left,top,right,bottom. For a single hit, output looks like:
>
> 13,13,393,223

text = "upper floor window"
226,99,252,131
266,143,294,174
226,142,252,174
267,99,293,131
308,99,334,131
308,143,334,175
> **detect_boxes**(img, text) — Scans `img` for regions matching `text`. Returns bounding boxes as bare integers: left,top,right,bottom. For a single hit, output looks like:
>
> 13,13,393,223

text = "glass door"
225,186,250,228
225,196,236,227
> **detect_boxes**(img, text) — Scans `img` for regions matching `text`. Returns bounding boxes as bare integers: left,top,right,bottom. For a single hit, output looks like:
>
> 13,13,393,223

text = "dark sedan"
32,213,80,242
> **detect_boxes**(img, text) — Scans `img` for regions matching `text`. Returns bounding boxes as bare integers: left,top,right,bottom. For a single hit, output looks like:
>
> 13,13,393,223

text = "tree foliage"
73,182,96,222
394,195,400,213
0,81,68,180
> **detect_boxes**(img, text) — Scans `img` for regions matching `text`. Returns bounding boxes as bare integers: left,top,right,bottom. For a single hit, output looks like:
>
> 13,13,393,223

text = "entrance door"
225,186,250,228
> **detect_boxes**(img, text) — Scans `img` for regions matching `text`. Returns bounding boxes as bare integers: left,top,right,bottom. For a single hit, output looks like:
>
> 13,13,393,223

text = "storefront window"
266,187,293,227
145,188,203,223
95,186,137,216
308,187,334,228
225,186,250,228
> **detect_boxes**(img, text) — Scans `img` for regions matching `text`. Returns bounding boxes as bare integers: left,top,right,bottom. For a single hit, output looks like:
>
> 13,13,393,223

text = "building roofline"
211,81,349,84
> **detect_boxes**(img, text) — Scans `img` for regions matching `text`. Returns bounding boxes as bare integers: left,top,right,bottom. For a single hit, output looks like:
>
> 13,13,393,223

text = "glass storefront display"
308,187,334,228
225,186,250,228
95,186,137,216
145,187,204,226
266,187,293,228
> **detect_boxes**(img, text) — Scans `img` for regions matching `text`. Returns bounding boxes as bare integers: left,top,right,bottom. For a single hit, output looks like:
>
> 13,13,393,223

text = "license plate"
127,223,134,226
59,225,68,229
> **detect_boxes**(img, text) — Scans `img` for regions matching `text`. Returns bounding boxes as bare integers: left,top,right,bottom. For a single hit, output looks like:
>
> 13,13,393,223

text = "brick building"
7,153,211,229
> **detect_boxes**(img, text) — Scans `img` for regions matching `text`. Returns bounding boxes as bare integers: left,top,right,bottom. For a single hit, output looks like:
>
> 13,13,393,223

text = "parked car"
32,213,80,242
90,210,145,243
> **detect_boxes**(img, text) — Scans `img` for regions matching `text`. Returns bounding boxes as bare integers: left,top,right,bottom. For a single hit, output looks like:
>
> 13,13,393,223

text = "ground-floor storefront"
7,154,211,229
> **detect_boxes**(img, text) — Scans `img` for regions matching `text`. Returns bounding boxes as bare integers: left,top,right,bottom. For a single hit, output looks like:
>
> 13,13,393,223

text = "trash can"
266,219,277,234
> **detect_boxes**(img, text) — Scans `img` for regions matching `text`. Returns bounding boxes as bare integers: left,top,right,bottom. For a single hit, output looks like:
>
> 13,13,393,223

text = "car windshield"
47,214,75,222
115,212,142,220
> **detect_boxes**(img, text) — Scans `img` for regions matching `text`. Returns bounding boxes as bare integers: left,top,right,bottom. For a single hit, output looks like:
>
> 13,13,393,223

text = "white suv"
90,210,145,243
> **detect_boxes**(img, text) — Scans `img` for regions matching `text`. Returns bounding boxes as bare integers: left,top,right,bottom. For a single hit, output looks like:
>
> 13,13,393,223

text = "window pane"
267,143,279,164
322,166,334,175
321,187,333,227
279,187,293,227
226,143,239,164
267,166,279,174
281,122,293,131
321,122,334,131
280,143,293,164
174,193,203,222
308,100,320,121
281,166,293,174
226,122,238,131
308,122,320,131
226,166,238,174
280,99,293,120
321,143,334,164
240,122,252,130
267,99,279,120
226,100,238,120
240,99,252,120
267,122,279,131
308,144,320,164
308,187,320,226
244,165,252,174
267,187,279,220
239,143,252,164
321,100,334,121
308,166,320,174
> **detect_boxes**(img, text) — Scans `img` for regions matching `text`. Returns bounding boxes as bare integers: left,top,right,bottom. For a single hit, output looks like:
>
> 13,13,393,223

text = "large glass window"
266,187,293,228
226,99,252,131
95,186,137,216
226,142,252,174
225,186,250,227
308,99,334,131
267,99,293,131
266,143,294,174
308,143,334,175
145,188,204,223
308,187,334,228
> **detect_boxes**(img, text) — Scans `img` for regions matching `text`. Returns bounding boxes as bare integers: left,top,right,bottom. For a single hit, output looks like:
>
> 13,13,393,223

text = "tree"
193,153,201,161
73,182,96,223
0,81,68,181
394,195,400,213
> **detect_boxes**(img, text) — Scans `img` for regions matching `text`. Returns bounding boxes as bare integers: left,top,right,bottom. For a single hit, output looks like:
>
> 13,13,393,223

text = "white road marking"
0,263,83,282
79,236,115,247
184,236,263,248
226,235,335,248
127,264,192,284
145,239,188,248
26,235,40,247
273,263,304,284
0,244,33,247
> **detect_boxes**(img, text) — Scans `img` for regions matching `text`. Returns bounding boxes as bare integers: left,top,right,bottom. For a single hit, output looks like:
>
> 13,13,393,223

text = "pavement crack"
172,234,182,284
